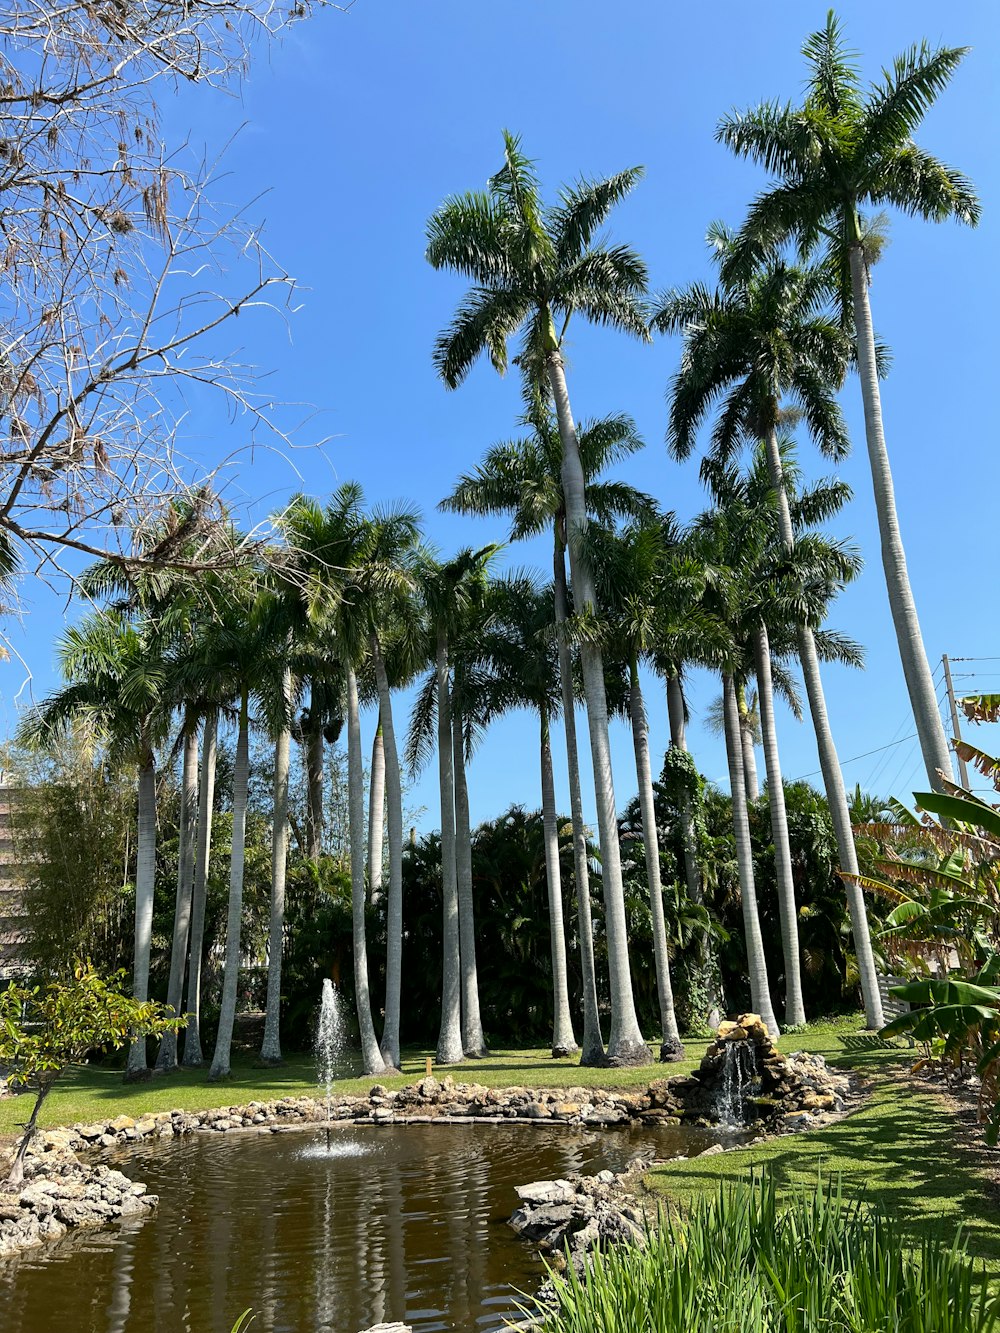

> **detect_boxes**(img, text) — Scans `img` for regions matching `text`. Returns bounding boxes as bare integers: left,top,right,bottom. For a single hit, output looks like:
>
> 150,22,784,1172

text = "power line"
792,732,917,783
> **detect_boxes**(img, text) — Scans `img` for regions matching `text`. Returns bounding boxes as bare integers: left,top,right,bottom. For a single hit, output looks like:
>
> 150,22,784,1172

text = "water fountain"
316,978,346,1151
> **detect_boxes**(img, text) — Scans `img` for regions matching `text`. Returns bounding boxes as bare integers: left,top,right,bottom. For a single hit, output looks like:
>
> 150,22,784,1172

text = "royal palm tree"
428,137,651,1062
200,582,287,1082
352,500,423,1070
716,13,980,793
442,407,654,1063
653,239,884,1025
411,547,497,1063
587,515,699,1059
280,486,389,1076
477,574,580,1057
24,609,172,1077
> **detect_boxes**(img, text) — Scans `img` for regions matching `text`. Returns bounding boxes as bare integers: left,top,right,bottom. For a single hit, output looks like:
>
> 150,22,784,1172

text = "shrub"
533,1174,998,1333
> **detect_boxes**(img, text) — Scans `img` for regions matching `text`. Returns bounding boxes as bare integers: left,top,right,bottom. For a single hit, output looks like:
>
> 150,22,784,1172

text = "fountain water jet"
316,978,346,1151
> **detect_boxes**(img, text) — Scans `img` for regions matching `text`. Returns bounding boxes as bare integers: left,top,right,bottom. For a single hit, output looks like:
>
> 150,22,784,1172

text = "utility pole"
941,654,972,790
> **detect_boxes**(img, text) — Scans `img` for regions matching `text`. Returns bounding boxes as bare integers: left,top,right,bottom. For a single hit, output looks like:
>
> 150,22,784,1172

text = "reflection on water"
0,1120,726,1333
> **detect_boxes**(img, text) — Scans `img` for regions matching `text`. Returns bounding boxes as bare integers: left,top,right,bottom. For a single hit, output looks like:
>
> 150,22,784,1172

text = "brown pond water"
0,1120,733,1333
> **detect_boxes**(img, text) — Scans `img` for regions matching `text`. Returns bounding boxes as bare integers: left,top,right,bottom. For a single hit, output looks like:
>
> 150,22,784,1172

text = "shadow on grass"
648,1085,1000,1265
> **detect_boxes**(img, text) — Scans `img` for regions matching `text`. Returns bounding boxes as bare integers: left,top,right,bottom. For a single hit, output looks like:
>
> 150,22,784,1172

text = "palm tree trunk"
261,667,293,1066
209,693,251,1081
435,634,464,1064
306,679,325,859
762,425,884,1028
540,706,579,1057
753,623,806,1027
722,672,779,1037
554,533,604,1065
371,636,404,1070
548,349,649,1065
368,723,385,900
848,240,952,792
629,659,683,1060
666,673,702,908
125,749,157,1079
155,721,199,1071
183,708,217,1067
345,663,387,1076
667,672,722,1028
452,682,487,1057
738,684,759,802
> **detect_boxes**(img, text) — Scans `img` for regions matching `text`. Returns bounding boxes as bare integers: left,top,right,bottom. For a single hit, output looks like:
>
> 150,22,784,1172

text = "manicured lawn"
0,1014,873,1137
644,1025,1000,1268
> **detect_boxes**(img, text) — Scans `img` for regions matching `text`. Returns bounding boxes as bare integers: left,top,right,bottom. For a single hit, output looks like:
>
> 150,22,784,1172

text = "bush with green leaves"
533,1175,998,1333
0,964,180,1186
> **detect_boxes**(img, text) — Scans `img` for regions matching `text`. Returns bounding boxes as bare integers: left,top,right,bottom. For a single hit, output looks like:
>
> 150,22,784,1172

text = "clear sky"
6,0,999,831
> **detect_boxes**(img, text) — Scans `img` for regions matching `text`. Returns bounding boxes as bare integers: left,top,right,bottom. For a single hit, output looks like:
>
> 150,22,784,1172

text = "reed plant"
531,1174,998,1333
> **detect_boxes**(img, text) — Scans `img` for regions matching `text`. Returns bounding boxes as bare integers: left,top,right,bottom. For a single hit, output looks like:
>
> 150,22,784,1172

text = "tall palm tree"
183,706,217,1067
716,13,980,793
653,238,885,1026
428,134,651,1062
477,574,579,1057
280,486,390,1076
199,582,286,1082
587,515,697,1059
721,668,779,1037
412,547,497,1063
24,609,171,1077
356,505,424,1070
155,711,199,1071
443,408,654,1064
260,660,295,1066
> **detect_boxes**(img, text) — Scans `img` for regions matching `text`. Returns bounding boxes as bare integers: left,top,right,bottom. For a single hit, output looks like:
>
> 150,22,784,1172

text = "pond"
0,1120,730,1333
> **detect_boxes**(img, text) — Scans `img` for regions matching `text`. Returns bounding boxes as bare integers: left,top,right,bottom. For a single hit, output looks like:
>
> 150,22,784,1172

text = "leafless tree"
0,0,352,593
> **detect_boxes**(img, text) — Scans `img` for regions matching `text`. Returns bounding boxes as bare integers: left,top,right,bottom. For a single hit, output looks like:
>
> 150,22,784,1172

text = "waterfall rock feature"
661,1013,854,1129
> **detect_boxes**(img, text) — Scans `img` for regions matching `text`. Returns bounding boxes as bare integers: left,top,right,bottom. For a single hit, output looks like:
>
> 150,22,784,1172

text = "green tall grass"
531,1175,998,1333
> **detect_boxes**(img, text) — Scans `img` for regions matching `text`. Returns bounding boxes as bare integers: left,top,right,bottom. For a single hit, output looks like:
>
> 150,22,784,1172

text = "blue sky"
5,0,999,831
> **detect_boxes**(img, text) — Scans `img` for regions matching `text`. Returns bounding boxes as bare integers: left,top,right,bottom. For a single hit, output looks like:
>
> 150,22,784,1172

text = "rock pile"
0,1146,156,1258
508,1169,647,1271
662,1013,854,1130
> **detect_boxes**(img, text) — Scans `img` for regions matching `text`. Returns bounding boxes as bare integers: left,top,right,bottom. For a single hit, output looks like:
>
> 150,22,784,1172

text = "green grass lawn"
643,1022,1000,1268
0,1013,875,1137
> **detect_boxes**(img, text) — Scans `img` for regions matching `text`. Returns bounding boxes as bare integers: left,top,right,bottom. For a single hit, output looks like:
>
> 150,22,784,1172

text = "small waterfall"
714,1039,759,1126
316,979,346,1145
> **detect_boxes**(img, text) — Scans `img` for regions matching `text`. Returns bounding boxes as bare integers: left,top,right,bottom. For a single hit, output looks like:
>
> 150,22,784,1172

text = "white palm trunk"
345,663,387,1076
306,678,325,859
261,667,293,1065
548,350,649,1064
762,426,884,1027
848,242,953,792
183,709,217,1067
629,661,684,1059
125,750,157,1079
753,624,806,1027
155,722,199,1071
435,636,464,1064
209,695,251,1081
371,637,404,1069
666,674,702,906
453,689,487,1057
738,686,759,802
722,672,779,1037
667,672,722,1028
368,723,385,901
540,707,579,1057
554,539,604,1065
